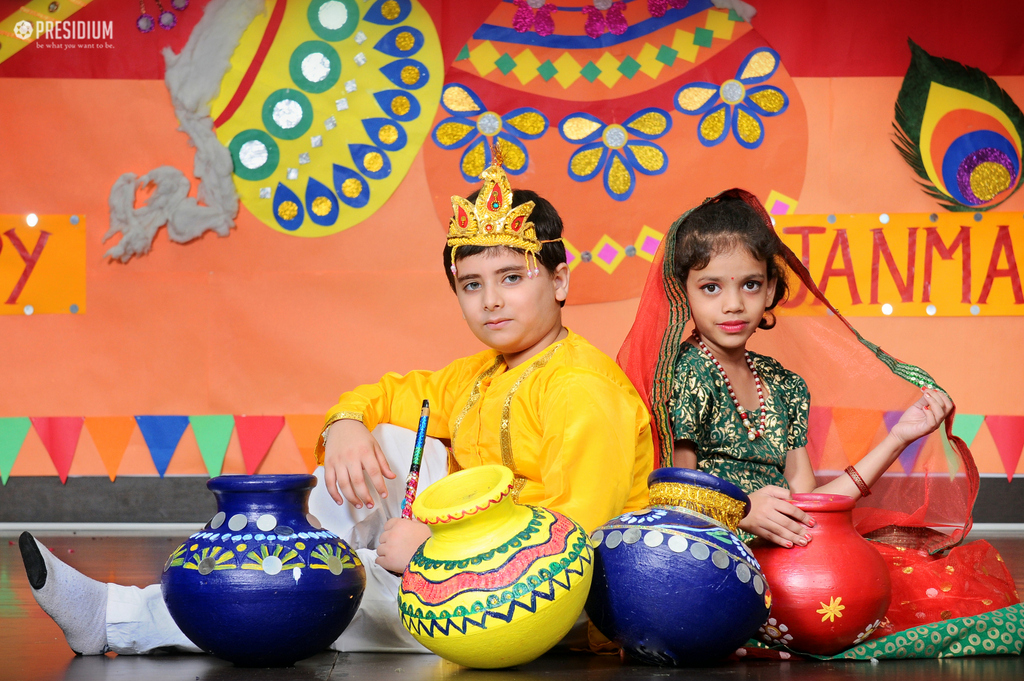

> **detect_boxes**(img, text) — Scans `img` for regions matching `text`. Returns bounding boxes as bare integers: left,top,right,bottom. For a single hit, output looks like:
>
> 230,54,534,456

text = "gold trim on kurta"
450,355,505,450
501,344,563,501
648,481,747,533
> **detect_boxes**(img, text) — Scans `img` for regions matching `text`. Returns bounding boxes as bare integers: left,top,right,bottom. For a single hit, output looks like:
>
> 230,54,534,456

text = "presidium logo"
13,21,33,41
12,18,113,42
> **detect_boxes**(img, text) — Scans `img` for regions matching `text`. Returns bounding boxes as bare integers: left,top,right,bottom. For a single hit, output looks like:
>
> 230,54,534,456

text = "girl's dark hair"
443,188,568,307
671,196,789,329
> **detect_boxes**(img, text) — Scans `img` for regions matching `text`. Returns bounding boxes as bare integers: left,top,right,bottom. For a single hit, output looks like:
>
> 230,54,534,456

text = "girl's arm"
675,440,813,547
673,440,698,469
812,388,952,498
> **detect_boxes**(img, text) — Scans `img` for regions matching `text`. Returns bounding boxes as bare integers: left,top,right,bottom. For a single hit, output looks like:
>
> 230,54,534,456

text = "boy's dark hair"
443,188,568,307
671,196,789,329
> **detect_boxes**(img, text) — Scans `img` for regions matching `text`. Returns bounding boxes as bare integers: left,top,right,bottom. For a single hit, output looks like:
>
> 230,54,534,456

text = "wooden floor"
1,532,1022,681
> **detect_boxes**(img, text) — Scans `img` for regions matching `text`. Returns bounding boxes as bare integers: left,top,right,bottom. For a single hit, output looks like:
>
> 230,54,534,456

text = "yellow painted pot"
398,465,593,668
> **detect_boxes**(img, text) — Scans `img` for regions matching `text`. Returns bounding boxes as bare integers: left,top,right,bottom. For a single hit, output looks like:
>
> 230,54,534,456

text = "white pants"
106,424,449,655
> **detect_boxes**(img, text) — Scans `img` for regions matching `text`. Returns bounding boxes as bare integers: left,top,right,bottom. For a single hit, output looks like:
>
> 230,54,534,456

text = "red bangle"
845,466,872,497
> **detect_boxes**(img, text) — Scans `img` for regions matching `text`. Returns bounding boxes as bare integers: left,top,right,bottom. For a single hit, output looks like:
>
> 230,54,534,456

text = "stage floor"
1,532,1022,681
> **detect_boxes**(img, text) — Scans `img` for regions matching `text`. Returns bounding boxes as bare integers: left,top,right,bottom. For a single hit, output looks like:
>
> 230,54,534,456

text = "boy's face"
453,248,569,365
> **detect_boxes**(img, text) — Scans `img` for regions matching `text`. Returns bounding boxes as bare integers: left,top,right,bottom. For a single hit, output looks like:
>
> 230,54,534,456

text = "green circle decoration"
262,89,314,140
289,41,342,93
229,129,279,181
308,0,360,42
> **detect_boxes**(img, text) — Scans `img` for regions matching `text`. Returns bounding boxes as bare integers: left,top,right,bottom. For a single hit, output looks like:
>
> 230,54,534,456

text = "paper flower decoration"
558,108,672,201
674,47,789,149
431,83,549,182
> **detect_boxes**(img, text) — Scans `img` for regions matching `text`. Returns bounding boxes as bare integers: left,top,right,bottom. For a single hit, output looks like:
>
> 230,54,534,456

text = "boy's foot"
19,532,109,655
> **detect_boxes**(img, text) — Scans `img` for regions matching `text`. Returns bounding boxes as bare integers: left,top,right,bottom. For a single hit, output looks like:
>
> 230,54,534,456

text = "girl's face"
684,245,776,357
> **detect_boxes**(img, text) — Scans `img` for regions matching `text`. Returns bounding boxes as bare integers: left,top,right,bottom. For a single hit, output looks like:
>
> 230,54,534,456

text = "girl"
618,188,1021,656
660,191,948,546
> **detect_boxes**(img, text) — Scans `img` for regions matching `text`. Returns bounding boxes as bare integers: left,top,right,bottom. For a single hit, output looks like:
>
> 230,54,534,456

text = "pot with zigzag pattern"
398,464,594,668
585,468,770,665
160,475,365,666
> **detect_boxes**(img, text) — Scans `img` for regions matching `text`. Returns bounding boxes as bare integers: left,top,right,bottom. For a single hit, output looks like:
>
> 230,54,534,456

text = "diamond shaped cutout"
580,61,602,83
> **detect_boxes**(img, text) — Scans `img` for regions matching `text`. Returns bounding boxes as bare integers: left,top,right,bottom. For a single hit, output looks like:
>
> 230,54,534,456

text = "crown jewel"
447,144,542,276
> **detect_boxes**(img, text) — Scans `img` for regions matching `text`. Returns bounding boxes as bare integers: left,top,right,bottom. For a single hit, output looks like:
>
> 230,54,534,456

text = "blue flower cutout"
558,108,672,202
674,47,789,149
432,83,549,182
618,508,669,525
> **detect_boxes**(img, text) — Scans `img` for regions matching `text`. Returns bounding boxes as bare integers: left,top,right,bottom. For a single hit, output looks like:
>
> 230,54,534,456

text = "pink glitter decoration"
534,4,557,37
648,0,669,17
582,6,606,38
670,0,689,8
513,0,534,33
606,1,628,35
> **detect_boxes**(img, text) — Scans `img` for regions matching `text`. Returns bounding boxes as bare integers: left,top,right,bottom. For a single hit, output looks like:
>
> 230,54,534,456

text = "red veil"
617,189,978,553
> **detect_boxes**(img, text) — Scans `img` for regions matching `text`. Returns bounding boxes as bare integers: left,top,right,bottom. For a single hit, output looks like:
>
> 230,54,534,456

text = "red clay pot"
750,494,891,655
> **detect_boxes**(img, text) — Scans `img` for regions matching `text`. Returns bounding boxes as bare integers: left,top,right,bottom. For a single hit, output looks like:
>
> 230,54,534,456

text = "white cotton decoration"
104,0,265,262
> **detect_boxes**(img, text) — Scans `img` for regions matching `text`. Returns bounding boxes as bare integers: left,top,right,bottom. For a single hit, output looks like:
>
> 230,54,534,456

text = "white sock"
19,532,109,655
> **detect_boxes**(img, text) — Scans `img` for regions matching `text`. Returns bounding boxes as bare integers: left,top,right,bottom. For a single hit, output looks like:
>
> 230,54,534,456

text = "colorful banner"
0,215,85,315
774,212,1024,316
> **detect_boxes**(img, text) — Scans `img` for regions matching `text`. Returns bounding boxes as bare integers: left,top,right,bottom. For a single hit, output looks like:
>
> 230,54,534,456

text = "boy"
21,148,653,656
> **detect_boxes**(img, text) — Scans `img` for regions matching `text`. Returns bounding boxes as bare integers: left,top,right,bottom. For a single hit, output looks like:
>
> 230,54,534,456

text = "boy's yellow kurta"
315,330,652,533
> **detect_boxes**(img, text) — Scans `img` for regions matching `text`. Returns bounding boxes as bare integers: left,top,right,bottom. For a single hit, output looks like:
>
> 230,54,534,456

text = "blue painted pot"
160,474,365,666
585,468,770,665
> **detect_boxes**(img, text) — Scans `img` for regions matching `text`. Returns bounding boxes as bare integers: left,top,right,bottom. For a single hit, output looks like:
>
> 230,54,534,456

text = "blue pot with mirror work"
161,474,365,667
585,468,770,665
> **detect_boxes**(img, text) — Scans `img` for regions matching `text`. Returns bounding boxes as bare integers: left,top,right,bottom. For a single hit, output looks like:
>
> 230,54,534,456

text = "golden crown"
448,144,542,276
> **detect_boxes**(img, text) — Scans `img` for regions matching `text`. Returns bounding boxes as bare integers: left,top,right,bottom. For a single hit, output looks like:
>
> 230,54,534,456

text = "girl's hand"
322,420,396,508
376,517,431,574
889,388,953,446
739,486,814,548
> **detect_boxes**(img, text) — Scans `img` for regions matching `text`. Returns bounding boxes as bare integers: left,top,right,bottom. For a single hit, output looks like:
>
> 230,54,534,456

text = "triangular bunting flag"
235,416,285,475
84,416,136,481
29,417,84,484
285,414,327,473
883,411,926,473
0,417,31,485
831,408,885,466
806,406,833,470
941,413,985,479
189,415,235,478
984,416,1024,483
134,416,190,478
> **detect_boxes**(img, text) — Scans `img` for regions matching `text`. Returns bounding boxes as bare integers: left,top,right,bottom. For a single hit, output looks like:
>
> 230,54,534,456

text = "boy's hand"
889,388,953,445
376,517,432,575
322,419,396,508
740,486,814,548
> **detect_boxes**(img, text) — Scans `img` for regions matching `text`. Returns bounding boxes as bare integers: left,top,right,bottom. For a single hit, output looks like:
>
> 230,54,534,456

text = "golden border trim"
500,343,563,502
648,482,747,533
451,355,505,449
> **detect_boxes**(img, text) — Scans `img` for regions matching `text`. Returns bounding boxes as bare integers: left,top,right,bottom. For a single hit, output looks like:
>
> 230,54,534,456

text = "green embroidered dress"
667,342,810,521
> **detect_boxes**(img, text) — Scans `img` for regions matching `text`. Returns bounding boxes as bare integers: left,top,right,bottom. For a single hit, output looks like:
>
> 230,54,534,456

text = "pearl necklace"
694,332,766,441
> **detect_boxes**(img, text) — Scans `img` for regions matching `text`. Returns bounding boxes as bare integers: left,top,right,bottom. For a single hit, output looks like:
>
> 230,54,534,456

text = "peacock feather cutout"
893,39,1024,212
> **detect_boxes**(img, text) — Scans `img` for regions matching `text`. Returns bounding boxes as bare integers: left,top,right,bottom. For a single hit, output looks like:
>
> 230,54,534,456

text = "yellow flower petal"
748,89,785,113
562,116,602,141
504,111,546,136
740,50,777,80
443,85,482,113
676,86,717,112
627,112,669,136
700,108,727,142
570,147,603,177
